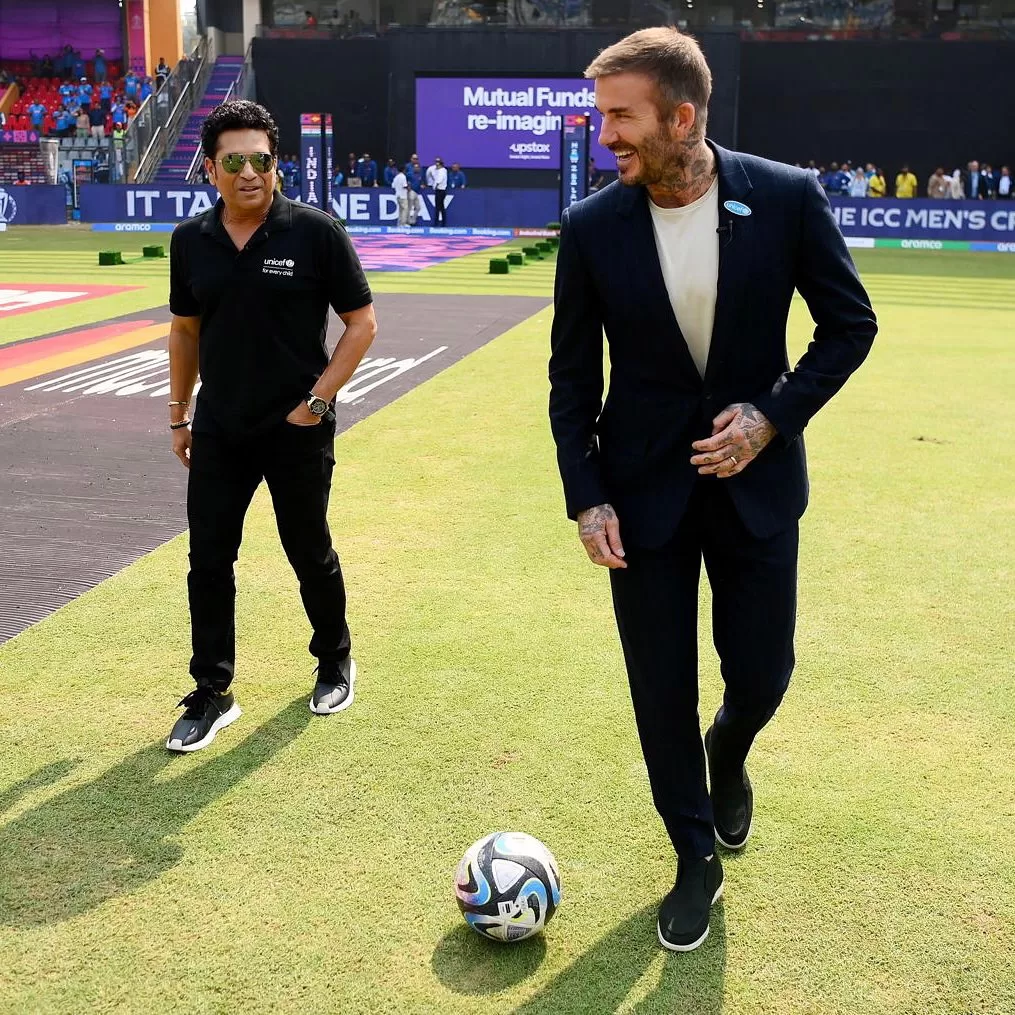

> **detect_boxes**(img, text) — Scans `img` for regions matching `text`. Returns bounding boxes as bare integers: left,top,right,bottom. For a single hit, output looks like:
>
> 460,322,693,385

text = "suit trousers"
433,188,447,226
186,423,351,690
609,479,798,858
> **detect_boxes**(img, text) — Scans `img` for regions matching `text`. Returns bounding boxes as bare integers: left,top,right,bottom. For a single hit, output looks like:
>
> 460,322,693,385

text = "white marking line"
0,289,90,314
24,347,451,402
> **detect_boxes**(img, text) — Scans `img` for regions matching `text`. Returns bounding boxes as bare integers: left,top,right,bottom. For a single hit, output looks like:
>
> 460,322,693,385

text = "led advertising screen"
415,77,616,171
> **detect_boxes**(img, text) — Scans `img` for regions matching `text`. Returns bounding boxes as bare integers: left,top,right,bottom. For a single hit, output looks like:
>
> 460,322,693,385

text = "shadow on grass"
0,698,311,928
0,758,79,816
432,924,548,995
511,902,727,1015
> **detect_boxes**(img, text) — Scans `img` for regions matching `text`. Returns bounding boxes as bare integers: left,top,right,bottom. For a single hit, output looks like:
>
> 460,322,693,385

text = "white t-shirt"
999,174,1012,197
648,175,719,378
392,171,408,199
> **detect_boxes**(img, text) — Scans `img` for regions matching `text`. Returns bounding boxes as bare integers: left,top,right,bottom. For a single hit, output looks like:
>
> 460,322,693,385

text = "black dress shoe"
704,724,753,850
657,854,724,952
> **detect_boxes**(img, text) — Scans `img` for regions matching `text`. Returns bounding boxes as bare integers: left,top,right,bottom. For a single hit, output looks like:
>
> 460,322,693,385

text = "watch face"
308,396,328,415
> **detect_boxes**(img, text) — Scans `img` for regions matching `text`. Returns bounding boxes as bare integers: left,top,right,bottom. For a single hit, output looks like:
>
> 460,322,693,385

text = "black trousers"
186,424,351,690
609,480,798,858
434,188,447,225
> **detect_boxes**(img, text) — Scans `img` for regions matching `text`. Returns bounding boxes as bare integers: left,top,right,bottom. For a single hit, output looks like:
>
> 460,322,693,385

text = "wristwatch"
306,392,329,416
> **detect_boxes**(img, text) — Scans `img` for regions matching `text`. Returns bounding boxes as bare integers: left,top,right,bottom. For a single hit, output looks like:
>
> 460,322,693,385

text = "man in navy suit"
549,28,877,952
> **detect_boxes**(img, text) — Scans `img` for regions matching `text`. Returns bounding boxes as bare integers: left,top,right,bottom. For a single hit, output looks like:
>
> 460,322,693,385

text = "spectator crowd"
0,45,166,146
275,151,469,226
796,159,1012,199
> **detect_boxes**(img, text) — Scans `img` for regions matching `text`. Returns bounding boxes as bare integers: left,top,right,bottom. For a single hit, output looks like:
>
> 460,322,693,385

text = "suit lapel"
703,143,754,387
616,182,703,388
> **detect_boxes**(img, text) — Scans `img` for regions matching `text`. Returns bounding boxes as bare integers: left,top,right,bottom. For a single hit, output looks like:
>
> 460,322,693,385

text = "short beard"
619,126,705,192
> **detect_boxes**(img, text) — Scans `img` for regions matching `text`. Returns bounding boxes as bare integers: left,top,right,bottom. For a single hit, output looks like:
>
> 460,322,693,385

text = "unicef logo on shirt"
0,188,17,225
285,258,295,268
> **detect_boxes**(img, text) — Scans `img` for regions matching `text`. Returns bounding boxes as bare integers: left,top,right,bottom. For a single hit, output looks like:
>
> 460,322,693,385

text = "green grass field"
1,228,1013,1014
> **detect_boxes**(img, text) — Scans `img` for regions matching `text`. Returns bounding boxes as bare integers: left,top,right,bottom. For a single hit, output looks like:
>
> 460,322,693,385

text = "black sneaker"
704,725,754,851
657,854,724,952
309,657,356,714
166,686,242,753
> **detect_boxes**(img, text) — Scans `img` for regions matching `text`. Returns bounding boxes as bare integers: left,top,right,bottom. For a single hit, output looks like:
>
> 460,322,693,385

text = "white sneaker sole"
309,659,356,714
656,880,725,953
166,702,242,753
715,824,751,851
705,731,753,852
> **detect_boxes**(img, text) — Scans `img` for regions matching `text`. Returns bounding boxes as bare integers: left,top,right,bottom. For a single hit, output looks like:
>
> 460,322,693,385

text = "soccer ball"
454,831,562,943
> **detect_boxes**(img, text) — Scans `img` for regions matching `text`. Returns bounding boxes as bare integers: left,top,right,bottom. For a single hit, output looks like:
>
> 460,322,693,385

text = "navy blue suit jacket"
548,142,878,547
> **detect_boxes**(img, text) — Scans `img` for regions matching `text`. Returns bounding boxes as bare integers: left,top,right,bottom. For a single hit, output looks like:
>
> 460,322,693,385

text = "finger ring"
729,456,738,466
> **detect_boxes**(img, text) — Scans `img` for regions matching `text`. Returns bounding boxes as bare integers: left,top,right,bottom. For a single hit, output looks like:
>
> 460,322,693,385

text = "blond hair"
584,27,712,136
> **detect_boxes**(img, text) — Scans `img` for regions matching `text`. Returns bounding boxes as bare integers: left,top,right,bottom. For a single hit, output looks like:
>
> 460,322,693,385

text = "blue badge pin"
723,200,752,217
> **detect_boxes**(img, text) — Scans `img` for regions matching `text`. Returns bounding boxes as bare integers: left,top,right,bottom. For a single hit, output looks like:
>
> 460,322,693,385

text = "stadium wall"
251,30,740,189
739,41,1015,184
0,185,66,226
250,34,1012,191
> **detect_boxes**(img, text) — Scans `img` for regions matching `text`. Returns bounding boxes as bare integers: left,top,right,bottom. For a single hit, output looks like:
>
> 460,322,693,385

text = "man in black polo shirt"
166,100,377,752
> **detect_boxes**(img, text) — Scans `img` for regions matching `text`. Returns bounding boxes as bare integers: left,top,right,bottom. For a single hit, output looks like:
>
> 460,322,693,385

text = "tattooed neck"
647,141,716,208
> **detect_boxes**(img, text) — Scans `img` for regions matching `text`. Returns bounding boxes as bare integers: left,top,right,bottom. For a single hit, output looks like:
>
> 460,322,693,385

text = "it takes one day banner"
75,186,1015,243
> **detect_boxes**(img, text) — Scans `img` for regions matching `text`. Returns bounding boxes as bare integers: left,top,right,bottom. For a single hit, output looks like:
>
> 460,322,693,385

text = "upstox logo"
262,256,295,276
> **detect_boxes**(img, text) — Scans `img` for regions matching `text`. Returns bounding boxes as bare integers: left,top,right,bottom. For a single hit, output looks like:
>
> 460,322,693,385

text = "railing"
185,48,253,185
236,39,256,101
185,79,234,185
122,37,211,183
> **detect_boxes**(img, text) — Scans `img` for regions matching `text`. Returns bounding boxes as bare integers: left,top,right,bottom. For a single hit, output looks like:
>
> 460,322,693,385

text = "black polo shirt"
169,193,372,436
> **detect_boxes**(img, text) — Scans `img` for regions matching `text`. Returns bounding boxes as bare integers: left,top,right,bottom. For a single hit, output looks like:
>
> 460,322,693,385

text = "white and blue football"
454,831,562,943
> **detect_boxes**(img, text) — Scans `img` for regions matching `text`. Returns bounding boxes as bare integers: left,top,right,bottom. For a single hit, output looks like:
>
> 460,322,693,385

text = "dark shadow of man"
510,902,727,1015
0,698,311,928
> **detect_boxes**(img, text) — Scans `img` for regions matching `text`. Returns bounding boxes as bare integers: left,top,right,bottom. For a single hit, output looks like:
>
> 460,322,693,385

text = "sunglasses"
216,152,275,174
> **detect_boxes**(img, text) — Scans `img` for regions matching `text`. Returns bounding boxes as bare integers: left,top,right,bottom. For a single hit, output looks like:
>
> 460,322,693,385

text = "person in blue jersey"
99,80,113,114
60,79,76,106
94,49,107,83
28,100,47,131
140,76,154,103
70,50,86,80
448,162,467,189
383,157,397,186
77,78,93,111
359,152,378,186
124,71,139,102
404,157,423,224
54,107,73,137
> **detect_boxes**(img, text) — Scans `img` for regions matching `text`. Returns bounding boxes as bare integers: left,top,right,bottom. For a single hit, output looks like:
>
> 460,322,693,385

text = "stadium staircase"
152,55,244,184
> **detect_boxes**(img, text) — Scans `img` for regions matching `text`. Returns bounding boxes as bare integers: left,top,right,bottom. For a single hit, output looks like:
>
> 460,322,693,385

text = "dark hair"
585,27,711,136
201,100,279,161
